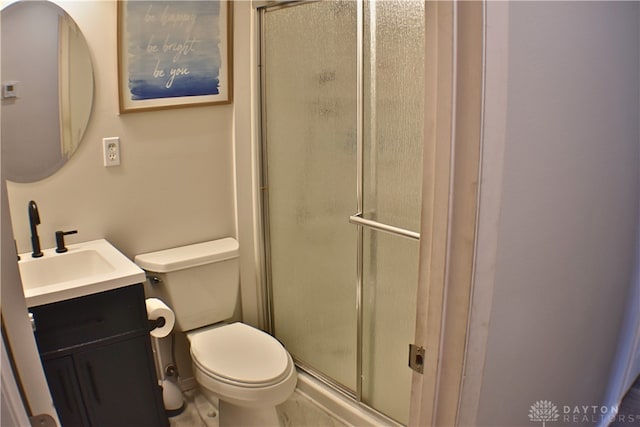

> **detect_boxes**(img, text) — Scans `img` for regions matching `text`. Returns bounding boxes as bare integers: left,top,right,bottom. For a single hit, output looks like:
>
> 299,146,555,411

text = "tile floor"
169,388,348,427
611,375,640,427
169,390,218,427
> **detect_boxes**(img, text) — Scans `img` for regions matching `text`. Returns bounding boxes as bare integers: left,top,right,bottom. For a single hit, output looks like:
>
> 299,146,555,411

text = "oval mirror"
1,1,94,183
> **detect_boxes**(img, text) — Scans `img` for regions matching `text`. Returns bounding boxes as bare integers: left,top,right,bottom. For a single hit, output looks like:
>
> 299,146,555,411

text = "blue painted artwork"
125,1,222,100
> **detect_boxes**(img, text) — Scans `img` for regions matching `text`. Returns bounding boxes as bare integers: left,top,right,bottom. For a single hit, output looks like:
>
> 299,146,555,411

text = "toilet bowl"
134,238,297,426
188,323,297,426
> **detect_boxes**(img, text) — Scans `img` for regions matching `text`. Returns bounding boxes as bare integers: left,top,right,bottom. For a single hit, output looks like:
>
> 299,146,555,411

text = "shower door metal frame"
258,0,420,419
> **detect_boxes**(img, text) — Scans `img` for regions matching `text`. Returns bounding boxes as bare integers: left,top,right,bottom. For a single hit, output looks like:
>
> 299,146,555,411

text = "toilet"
134,238,297,426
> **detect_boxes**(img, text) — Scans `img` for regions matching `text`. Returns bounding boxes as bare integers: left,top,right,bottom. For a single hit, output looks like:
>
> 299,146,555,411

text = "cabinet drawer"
31,284,147,354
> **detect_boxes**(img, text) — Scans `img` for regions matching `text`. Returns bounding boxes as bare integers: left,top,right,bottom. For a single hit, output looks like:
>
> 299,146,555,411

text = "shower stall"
259,1,425,423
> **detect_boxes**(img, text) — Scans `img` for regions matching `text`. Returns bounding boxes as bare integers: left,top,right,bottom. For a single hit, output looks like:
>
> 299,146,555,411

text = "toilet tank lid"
134,238,239,273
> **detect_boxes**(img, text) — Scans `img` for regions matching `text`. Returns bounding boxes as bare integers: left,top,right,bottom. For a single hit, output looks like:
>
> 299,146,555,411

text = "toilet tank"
134,238,240,332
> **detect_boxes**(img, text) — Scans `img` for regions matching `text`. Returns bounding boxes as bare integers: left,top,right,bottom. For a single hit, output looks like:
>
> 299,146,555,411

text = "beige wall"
7,0,236,259
5,0,248,382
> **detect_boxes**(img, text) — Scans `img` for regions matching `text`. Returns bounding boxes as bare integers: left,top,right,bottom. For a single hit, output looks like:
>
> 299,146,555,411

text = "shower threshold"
293,368,403,427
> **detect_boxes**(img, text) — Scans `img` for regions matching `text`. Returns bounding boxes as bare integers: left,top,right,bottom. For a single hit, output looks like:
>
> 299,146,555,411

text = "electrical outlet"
102,137,120,167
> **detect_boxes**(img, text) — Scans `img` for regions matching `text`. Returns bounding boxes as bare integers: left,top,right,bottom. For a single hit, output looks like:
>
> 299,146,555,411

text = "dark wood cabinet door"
74,336,167,427
42,356,90,427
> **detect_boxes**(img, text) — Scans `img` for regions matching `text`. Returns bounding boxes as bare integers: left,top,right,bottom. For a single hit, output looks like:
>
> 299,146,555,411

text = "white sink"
18,239,145,307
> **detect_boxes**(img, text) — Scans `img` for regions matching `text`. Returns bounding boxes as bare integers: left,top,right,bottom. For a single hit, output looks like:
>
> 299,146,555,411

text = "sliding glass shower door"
262,0,359,393
261,1,424,423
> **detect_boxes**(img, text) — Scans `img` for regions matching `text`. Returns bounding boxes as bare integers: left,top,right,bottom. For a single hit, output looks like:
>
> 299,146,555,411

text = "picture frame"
117,0,233,113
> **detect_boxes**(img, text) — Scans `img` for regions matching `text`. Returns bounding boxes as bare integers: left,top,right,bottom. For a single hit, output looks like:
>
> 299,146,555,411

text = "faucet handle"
55,230,78,253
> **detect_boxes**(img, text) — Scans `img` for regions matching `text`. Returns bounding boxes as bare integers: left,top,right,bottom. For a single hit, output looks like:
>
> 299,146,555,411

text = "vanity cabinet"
30,284,168,427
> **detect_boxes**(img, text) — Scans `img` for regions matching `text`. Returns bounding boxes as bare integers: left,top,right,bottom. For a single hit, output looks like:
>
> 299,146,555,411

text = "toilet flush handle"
147,275,163,285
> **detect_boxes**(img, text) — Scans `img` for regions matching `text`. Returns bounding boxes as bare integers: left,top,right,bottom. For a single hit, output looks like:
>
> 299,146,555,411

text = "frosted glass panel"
361,1,424,424
263,1,424,422
264,1,358,391
362,230,420,424
363,0,425,232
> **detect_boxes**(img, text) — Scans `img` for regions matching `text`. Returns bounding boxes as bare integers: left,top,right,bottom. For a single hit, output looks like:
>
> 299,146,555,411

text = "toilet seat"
189,323,293,388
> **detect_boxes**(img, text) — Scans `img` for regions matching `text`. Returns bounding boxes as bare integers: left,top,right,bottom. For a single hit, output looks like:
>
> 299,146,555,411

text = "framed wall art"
117,0,232,113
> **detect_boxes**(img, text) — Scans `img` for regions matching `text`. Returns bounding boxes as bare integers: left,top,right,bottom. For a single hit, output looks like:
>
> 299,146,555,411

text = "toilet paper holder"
145,298,174,338
148,316,166,331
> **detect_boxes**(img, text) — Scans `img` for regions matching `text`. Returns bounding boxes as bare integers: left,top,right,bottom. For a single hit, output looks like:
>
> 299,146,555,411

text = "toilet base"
218,399,281,427
198,386,283,427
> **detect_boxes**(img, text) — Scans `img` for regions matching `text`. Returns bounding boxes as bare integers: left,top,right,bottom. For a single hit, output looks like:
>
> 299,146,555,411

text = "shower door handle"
349,212,420,240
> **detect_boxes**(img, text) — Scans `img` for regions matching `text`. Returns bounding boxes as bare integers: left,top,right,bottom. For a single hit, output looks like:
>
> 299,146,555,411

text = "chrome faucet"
28,200,43,258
